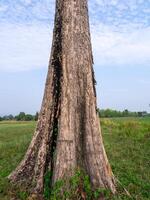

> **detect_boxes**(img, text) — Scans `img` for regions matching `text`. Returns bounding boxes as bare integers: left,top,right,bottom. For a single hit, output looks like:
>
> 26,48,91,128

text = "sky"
0,0,150,115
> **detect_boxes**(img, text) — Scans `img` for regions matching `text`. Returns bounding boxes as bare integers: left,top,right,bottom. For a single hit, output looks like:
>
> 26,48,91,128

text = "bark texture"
9,0,116,196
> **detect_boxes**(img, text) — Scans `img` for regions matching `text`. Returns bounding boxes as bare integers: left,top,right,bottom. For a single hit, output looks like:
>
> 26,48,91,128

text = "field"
0,118,150,200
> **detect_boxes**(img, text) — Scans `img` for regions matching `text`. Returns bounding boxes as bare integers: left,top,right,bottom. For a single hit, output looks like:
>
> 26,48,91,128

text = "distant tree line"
0,109,149,121
0,112,39,121
97,109,150,118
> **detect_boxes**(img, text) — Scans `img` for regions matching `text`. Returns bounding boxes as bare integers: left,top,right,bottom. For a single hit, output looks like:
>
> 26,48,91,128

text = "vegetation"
43,169,111,200
0,117,150,199
1,109,149,121
98,109,150,118
0,112,39,121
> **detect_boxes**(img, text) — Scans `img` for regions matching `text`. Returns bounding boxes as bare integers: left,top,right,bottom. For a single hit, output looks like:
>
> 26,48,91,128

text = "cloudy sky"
0,0,150,115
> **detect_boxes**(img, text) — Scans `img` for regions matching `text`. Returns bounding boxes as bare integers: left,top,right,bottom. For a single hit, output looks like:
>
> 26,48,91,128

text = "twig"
115,177,132,199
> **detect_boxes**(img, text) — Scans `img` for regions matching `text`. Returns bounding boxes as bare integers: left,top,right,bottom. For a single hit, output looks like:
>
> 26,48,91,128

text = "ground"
0,118,150,200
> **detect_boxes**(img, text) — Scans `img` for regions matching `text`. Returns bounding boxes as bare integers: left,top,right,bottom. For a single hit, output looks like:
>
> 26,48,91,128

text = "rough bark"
9,0,116,196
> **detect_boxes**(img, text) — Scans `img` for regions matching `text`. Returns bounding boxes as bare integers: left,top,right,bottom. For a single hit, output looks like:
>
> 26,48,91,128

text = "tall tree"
9,0,116,197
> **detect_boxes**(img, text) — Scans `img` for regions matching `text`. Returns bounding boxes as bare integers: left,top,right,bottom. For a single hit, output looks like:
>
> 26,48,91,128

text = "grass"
101,117,150,200
0,121,35,200
0,118,150,199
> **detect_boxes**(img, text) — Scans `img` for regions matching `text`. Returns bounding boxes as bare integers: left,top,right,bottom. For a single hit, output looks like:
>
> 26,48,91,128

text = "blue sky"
0,0,150,115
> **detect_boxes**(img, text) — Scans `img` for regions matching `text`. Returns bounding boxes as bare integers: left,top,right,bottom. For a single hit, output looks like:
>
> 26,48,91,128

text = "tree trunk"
9,0,116,196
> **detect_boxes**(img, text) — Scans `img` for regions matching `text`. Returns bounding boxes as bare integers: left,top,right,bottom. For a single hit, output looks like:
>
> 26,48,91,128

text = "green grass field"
0,118,150,200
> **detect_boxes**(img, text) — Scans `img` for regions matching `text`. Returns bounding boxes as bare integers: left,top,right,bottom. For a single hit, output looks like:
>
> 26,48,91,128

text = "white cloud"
91,24,150,67
20,0,32,6
0,0,150,72
0,4,8,12
0,22,150,72
0,23,52,72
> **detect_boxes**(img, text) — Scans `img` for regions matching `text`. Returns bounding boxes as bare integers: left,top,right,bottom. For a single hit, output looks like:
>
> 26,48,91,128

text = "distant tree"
0,115,14,121
2,116,7,120
24,114,34,121
15,112,26,121
34,112,39,121
0,116,2,121
123,109,129,117
8,114,14,120
138,112,142,117
3,115,10,120
104,109,110,117
138,111,148,117
99,109,138,118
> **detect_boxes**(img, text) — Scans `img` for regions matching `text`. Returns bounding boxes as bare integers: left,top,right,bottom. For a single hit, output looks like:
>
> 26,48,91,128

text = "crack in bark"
45,0,63,188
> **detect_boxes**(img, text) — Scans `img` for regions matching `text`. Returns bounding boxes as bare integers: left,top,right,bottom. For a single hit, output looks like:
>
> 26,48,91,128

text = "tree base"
9,168,115,200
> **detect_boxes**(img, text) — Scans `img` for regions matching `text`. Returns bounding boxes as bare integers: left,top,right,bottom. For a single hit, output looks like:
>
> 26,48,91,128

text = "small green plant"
44,171,53,200
50,180,64,199
16,189,29,200
48,169,112,200
83,175,92,199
